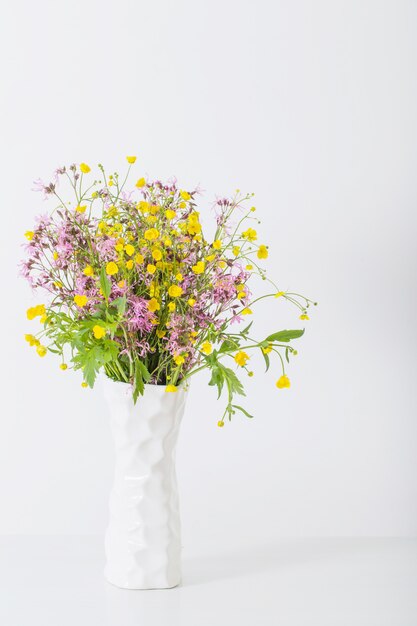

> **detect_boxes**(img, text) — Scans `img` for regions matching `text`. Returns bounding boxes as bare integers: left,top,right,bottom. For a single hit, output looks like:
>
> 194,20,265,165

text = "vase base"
105,572,181,590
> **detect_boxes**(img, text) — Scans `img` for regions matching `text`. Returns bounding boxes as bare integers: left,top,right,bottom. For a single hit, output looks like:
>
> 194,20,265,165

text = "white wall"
0,0,416,544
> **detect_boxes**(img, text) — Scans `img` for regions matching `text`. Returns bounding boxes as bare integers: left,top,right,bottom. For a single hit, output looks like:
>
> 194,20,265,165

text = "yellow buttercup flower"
180,190,191,201
36,345,47,357
147,298,160,312
124,244,134,257
147,264,157,274
106,261,118,276
134,253,144,264
25,231,34,241
144,228,159,240
275,291,285,298
175,273,183,281
164,238,172,247
206,254,216,262
26,304,46,320
257,245,268,259
39,313,48,324
179,201,186,208
74,294,88,307
218,260,226,269
126,156,137,164
212,239,222,250
241,307,252,315
300,313,310,320
156,329,166,338
187,298,196,307
166,384,178,392
192,261,205,274
217,421,224,428
80,163,91,173
246,264,253,270
136,177,146,188
115,243,124,252
93,325,106,339
237,292,246,300
168,284,183,298
276,375,290,389
126,260,134,270
262,345,272,354
81,381,88,388
242,228,257,241
24,334,40,347
234,351,249,367
108,180,114,187
174,354,185,365
117,280,126,289
83,265,94,276
232,246,240,256
168,302,176,312
75,205,87,214
53,251,59,260
201,341,212,355
60,363,68,370
152,248,162,261
165,209,176,220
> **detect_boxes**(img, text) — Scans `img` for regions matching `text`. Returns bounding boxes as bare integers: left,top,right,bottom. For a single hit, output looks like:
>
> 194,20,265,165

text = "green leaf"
133,359,151,403
232,404,254,418
265,329,305,343
99,266,112,300
111,296,127,317
208,366,224,398
219,338,240,353
240,321,253,337
219,365,245,397
261,348,270,372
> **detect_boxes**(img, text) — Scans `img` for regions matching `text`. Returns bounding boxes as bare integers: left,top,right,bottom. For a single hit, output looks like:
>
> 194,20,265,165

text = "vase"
101,377,188,590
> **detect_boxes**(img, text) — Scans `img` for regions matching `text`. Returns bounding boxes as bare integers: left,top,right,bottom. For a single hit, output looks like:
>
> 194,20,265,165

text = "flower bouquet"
21,157,315,588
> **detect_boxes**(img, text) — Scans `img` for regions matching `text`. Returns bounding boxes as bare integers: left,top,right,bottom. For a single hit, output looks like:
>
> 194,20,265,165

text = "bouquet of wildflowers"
21,157,315,426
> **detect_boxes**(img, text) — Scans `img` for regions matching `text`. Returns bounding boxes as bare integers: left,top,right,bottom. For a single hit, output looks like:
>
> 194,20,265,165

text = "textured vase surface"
102,378,188,589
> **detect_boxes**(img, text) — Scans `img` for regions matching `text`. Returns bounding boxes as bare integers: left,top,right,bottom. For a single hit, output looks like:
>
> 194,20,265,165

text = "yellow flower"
276,375,291,389
156,329,166,338
164,238,172,247
117,280,126,289
275,291,285,298
257,245,268,259
126,259,134,270
136,177,146,188
166,384,178,392
144,228,159,240
134,253,144,264
115,243,124,252
53,251,59,260
152,248,162,261
60,363,68,370
218,260,226,269
81,381,88,388
74,294,88,307
93,325,106,339
106,261,118,276
83,265,94,276
138,201,149,213
25,231,34,241
241,308,252,315
147,298,160,312
242,228,257,241
201,341,212,355
192,261,205,274
205,254,216,262
188,298,196,307
39,314,48,324
165,209,176,220
26,304,46,320
126,156,137,164
300,313,310,320
36,345,47,357
236,284,245,291
168,284,183,298
147,264,157,274
234,351,249,367
232,246,240,256
80,163,91,173
237,292,246,300
251,206,256,212
262,345,272,354
108,180,114,187
168,302,176,312
174,354,185,366
212,239,222,250
24,334,39,347
246,264,253,270
217,421,224,428
124,244,134,257
175,273,183,281
180,190,191,201
179,201,186,208
75,205,87,214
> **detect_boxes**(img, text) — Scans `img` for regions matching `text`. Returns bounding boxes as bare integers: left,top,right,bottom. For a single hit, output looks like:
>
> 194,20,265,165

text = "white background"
0,0,416,551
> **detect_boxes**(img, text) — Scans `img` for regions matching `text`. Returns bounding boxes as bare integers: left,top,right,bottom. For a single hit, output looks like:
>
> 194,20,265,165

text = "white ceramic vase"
101,377,188,590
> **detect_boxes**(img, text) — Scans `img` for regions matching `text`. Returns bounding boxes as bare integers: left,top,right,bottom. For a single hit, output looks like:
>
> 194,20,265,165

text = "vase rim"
101,374,188,390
